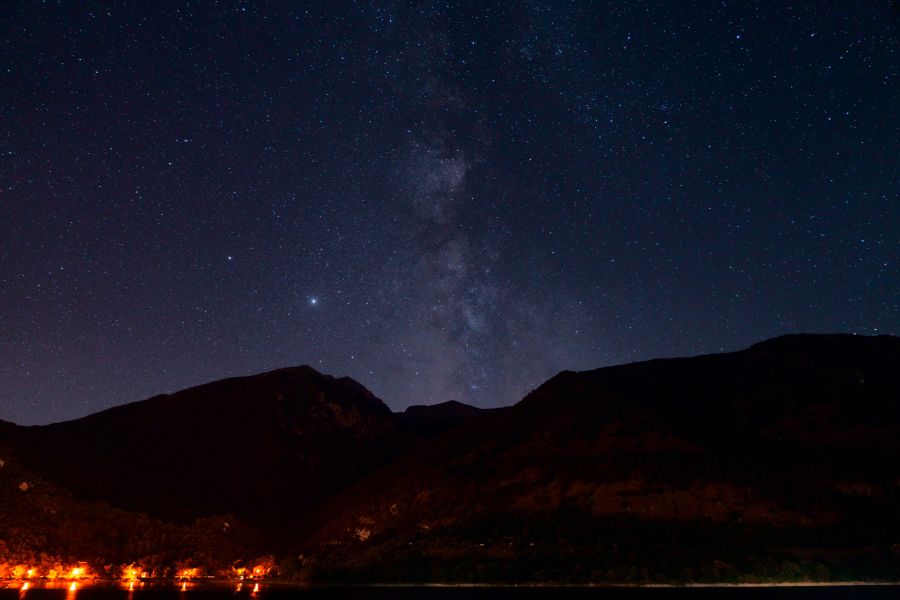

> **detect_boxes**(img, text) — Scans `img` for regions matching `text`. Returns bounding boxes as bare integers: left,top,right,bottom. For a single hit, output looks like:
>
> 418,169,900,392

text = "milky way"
1,2,897,424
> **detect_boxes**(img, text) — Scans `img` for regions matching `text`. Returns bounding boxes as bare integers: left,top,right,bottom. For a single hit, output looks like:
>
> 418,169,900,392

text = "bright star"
308,297,319,306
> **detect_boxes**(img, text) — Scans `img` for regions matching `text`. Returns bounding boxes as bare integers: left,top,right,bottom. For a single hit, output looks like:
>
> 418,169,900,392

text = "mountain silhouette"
11,367,415,534
1,334,898,583
302,334,900,582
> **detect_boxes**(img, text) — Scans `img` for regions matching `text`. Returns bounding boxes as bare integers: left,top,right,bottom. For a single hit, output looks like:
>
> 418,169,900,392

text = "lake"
0,582,900,600
2,583,900,599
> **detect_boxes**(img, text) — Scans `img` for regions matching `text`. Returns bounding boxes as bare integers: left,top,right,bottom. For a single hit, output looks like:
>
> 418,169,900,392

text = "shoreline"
3,580,900,589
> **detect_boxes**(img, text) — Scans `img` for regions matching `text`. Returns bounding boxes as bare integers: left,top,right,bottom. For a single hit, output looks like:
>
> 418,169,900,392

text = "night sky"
1,2,898,425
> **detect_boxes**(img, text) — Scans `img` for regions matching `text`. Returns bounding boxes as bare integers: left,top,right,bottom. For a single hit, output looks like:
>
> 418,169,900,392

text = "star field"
1,1,898,425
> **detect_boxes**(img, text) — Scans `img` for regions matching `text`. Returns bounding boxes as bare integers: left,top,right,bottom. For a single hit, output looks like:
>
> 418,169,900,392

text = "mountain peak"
403,399,484,419
14,364,405,527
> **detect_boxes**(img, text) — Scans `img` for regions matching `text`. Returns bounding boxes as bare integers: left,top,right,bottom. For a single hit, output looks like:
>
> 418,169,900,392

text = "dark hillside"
302,335,900,583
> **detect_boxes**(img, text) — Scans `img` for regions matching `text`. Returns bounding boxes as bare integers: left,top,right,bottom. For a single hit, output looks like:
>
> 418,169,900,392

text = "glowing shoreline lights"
4,558,273,593
121,564,148,592
3,563,91,594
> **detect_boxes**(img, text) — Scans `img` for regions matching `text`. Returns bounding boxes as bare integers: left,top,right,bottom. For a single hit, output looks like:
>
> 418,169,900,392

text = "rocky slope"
300,334,900,582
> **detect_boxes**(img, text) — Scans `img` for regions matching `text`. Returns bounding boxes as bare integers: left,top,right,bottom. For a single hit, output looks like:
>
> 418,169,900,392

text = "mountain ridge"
1,333,898,583
298,333,900,582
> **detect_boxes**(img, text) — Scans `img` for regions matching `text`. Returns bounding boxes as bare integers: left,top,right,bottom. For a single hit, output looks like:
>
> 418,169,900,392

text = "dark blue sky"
1,1,898,425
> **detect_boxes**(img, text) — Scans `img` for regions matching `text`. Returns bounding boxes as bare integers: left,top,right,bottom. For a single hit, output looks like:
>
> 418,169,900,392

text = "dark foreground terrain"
1,334,898,584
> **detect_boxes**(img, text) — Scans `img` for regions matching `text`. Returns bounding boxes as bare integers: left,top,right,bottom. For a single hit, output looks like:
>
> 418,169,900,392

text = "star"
1,0,895,426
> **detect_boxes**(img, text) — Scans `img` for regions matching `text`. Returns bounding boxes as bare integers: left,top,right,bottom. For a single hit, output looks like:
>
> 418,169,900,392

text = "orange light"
25,569,35,579
69,567,84,579
252,583,260,594
69,582,77,592
181,582,187,592
20,583,29,591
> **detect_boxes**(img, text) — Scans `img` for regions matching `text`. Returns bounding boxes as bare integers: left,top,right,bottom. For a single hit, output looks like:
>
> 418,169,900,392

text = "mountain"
300,334,900,583
1,366,484,565
400,400,488,437
404,400,486,420
0,366,480,575
0,435,263,577
10,366,416,537
1,334,898,583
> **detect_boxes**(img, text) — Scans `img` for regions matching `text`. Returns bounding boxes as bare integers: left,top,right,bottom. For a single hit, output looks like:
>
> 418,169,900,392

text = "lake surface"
2,583,900,599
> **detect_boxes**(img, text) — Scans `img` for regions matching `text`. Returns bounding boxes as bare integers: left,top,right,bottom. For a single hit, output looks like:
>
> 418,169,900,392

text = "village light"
121,565,142,581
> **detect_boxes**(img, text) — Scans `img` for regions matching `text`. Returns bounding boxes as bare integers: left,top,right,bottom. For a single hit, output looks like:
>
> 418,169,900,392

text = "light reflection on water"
3,581,275,597
4,582,900,599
